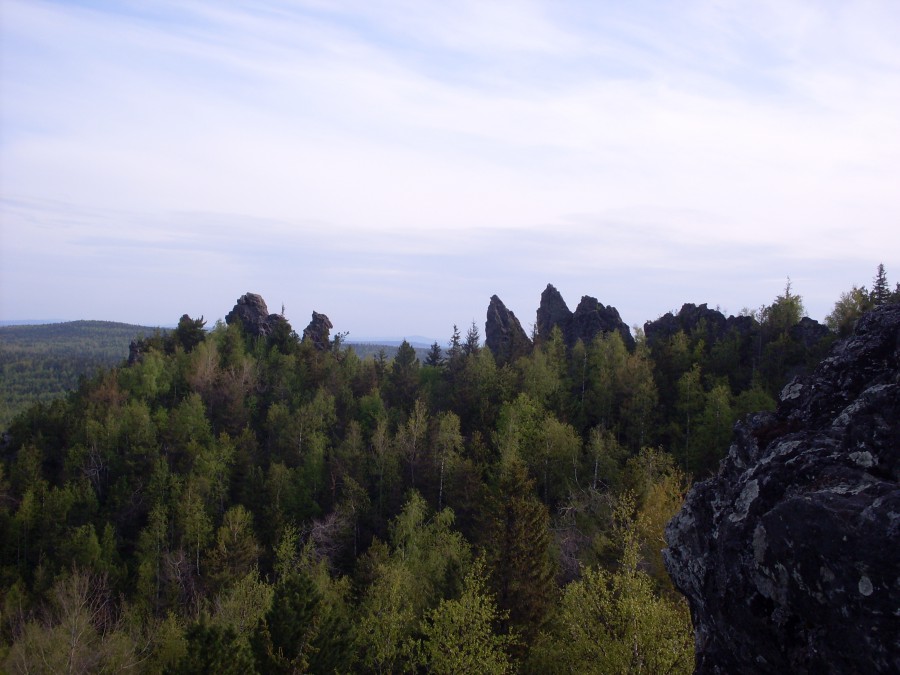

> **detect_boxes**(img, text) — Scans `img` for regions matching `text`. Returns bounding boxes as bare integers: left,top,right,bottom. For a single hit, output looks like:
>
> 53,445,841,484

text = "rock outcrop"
536,284,573,344
303,311,333,351
664,304,900,674
789,316,831,349
644,303,756,347
485,295,532,364
535,284,633,350
572,295,635,351
225,293,288,338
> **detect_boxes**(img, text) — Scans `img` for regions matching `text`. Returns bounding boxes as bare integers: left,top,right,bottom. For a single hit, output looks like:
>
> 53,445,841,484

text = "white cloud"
2,0,899,331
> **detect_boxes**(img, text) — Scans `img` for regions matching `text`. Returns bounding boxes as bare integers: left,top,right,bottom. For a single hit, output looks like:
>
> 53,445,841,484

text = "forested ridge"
1,273,896,673
0,321,167,429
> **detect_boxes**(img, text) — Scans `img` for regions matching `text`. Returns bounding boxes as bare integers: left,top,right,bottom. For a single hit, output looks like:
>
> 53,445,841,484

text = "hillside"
0,286,849,672
0,320,166,428
0,320,435,431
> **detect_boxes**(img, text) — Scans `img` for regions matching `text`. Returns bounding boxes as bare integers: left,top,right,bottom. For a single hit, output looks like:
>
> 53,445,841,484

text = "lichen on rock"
664,304,900,674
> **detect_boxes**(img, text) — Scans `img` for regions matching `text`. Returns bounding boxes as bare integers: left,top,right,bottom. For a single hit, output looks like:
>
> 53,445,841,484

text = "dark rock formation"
535,284,633,350
644,303,754,347
303,311,333,351
225,292,286,338
485,295,532,365
127,339,144,365
536,284,573,344
789,316,831,349
664,304,900,674
572,295,635,351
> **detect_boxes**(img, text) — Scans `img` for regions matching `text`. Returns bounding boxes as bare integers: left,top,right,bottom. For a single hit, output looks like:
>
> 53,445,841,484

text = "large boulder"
485,295,532,365
664,304,900,674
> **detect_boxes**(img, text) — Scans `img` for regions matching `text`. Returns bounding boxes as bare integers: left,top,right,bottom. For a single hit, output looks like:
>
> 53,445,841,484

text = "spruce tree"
425,341,444,367
464,321,481,356
447,325,462,362
486,461,557,646
872,263,889,305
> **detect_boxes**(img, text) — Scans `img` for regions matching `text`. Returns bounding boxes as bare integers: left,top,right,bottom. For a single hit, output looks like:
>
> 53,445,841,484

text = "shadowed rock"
644,303,754,347
664,303,900,674
572,295,635,351
789,316,831,349
536,283,572,344
485,295,532,365
303,311,333,351
225,293,287,338
536,284,633,349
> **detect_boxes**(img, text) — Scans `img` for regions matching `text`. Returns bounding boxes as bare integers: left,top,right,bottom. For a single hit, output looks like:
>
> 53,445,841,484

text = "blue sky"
2,0,898,340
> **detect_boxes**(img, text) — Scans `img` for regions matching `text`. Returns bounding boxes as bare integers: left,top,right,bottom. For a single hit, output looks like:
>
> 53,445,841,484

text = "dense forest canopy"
0,321,167,429
1,269,896,673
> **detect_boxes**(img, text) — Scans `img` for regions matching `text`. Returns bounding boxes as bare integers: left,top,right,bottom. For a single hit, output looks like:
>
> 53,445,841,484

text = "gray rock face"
303,311,333,351
664,304,900,674
485,295,532,364
536,284,633,349
225,293,285,337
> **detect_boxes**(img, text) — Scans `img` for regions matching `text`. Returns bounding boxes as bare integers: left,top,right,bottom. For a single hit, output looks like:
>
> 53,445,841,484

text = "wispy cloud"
2,0,898,333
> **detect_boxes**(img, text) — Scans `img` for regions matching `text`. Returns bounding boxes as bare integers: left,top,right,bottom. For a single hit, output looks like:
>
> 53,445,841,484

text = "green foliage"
355,492,472,672
1,293,842,669
825,285,872,337
759,278,805,340
0,320,164,428
871,263,890,306
486,461,557,646
173,314,207,353
251,570,318,673
170,619,256,674
416,560,515,674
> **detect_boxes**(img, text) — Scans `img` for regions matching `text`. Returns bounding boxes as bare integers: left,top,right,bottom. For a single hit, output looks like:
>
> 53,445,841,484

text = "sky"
2,0,899,341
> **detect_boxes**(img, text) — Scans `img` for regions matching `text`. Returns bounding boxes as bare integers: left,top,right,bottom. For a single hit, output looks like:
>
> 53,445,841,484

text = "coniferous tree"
872,263,890,305
464,321,481,356
485,461,557,646
173,314,207,353
447,325,462,363
171,620,256,675
385,340,419,411
251,571,320,673
425,341,444,367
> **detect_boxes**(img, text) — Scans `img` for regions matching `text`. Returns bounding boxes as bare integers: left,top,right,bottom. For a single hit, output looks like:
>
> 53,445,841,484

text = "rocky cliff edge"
664,304,900,674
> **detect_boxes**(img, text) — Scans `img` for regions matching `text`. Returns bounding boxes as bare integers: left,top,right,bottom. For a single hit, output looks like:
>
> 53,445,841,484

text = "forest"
0,321,164,429
0,269,896,673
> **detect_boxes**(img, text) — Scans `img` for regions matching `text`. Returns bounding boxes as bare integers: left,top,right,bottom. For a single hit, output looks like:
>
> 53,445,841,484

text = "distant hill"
348,336,438,349
346,341,432,362
0,320,166,429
